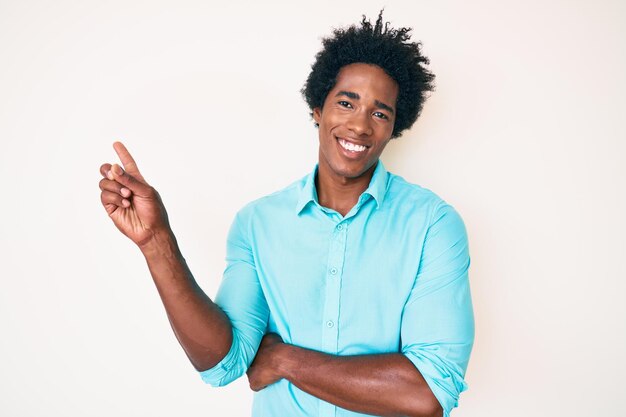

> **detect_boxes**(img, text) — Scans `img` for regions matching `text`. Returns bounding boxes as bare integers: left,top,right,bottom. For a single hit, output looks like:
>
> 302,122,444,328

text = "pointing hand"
99,141,172,248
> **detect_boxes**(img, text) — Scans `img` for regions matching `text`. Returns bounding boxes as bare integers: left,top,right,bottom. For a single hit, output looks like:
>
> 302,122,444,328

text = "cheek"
322,109,345,125
374,139,392,152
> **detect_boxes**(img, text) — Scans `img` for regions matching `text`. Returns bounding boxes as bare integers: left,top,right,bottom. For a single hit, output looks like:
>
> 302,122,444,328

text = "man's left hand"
247,333,286,391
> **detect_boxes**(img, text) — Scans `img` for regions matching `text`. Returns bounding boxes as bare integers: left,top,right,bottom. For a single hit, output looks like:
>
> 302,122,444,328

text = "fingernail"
122,199,130,207
113,164,123,175
107,170,113,180
121,188,130,197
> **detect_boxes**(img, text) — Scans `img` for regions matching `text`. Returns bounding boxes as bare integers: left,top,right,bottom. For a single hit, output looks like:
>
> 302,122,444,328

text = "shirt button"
326,320,334,328
337,224,344,231
330,267,337,275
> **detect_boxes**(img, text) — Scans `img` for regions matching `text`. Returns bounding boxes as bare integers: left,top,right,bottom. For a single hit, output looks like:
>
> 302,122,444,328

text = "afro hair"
302,10,435,138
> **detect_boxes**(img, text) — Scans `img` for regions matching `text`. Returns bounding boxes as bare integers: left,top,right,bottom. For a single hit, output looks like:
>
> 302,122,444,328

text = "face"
313,62,399,182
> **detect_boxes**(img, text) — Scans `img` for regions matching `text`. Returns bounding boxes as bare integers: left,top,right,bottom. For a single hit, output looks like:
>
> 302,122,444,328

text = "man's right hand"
99,141,171,248
99,141,235,372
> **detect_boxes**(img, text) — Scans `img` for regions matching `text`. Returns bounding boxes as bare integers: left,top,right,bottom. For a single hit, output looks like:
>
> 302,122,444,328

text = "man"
99,11,474,417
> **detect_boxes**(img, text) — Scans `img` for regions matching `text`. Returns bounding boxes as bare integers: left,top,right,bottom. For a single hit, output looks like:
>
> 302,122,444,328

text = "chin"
330,161,372,179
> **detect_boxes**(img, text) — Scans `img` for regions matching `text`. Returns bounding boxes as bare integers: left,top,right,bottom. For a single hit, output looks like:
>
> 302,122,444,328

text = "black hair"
301,10,435,138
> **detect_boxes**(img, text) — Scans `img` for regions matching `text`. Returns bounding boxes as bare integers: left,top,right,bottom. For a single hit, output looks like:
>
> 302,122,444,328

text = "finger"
100,163,112,178
101,190,131,209
110,163,152,197
99,178,132,198
113,141,145,181
248,380,261,392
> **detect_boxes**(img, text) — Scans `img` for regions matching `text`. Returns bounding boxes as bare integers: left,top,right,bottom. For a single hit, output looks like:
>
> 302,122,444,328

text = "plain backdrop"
1,0,625,416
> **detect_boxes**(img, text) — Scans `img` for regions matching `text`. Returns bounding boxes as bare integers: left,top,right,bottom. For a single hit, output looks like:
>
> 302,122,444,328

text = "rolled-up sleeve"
401,202,475,417
199,209,269,387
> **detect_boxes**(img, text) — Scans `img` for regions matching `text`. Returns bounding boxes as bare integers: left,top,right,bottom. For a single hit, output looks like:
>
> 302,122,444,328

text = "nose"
346,110,373,136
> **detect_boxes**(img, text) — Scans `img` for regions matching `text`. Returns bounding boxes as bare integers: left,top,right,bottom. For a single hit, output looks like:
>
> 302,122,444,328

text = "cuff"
198,340,241,387
403,349,468,417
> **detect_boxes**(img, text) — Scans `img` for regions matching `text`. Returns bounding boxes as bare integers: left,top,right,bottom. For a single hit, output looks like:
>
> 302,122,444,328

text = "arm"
247,202,474,417
400,203,474,417
249,335,441,417
99,142,266,375
141,205,268,385
139,229,233,371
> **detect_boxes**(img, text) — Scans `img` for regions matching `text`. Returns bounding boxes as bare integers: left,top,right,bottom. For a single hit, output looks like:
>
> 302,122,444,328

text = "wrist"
274,343,300,381
139,228,180,260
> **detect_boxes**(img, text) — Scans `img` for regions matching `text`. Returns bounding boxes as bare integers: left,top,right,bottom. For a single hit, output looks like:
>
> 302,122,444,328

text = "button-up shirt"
199,161,474,417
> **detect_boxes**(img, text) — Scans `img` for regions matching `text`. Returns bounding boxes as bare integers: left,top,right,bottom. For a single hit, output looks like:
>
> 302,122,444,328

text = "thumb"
109,164,153,197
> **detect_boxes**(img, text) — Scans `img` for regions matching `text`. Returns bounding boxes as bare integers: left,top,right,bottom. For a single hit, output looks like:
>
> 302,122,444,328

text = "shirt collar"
362,160,389,209
295,165,319,214
295,160,389,215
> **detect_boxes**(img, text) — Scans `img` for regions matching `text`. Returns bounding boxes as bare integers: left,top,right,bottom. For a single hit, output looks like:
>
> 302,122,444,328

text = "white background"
1,0,624,416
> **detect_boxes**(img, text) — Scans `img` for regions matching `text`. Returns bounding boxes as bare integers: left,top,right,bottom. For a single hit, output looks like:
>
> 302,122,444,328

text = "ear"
313,107,322,125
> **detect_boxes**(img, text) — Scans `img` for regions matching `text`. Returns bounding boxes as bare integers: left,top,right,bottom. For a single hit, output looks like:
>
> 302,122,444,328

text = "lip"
335,135,370,159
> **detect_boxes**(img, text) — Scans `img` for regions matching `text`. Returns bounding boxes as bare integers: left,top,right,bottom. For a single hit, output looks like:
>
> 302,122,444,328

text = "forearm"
277,345,441,417
140,229,232,371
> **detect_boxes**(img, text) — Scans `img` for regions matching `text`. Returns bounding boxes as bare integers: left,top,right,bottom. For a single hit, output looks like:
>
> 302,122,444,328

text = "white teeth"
339,138,367,152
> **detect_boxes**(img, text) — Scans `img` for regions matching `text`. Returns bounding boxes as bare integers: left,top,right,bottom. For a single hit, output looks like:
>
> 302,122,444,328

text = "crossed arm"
247,334,442,417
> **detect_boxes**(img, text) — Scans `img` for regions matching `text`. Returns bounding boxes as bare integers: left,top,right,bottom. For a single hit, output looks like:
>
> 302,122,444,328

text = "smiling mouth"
337,137,369,153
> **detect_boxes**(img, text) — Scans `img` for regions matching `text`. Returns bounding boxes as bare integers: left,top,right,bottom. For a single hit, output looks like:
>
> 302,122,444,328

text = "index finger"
113,141,145,180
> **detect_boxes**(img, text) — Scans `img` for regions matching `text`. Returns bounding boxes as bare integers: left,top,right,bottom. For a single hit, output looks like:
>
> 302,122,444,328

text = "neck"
316,159,377,217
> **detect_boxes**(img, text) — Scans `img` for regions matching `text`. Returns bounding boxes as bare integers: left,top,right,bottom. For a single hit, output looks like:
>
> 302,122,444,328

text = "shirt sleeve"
198,209,270,387
400,202,475,417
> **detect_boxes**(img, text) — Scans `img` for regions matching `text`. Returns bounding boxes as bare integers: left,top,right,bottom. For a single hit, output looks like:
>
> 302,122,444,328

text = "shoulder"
233,173,308,222
384,172,463,225
385,173,469,261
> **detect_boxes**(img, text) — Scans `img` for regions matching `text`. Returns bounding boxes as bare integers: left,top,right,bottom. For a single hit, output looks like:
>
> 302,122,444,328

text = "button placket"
321,221,347,355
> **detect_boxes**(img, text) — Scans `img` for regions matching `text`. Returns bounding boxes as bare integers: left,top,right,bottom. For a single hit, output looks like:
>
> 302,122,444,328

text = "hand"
99,141,171,248
246,333,285,391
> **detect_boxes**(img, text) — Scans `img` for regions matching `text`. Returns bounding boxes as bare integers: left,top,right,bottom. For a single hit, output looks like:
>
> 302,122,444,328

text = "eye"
338,100,353,108
373,111,389,120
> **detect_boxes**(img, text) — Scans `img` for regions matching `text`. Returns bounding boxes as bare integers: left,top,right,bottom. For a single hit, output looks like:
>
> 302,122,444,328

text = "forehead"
330,63,399,106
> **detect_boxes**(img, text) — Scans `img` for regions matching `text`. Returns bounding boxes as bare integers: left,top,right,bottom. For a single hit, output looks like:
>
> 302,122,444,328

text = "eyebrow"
335,90,395,114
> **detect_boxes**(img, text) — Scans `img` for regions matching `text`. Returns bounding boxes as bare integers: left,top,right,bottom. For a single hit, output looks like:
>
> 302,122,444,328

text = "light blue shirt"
199,161,474,417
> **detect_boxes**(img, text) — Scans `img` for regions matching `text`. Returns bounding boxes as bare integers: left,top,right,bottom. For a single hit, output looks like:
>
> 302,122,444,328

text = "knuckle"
99,163,110,175
100,178,121,193
101,190,121,206
117,173,131,185
101,194,114,207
